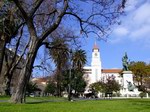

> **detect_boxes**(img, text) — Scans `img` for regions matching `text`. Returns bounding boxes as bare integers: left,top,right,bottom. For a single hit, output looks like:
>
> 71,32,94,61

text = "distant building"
13,43,140,97
83,43,140,97
31,77,48,96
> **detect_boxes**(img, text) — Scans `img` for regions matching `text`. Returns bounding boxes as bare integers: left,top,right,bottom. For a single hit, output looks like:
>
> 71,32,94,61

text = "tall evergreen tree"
48,38,69,96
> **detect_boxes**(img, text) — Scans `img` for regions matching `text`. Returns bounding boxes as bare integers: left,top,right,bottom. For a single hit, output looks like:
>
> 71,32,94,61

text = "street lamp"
68,49,72,101
74,76,77,95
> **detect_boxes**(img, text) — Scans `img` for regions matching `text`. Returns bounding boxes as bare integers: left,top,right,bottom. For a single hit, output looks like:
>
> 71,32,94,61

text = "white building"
83,43,140,97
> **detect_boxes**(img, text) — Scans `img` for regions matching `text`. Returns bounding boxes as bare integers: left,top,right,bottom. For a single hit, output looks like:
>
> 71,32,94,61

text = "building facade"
83,43,140,97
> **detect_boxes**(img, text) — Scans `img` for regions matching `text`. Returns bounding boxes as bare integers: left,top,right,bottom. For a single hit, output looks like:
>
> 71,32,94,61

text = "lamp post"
74,76,77,95
68,49,72,101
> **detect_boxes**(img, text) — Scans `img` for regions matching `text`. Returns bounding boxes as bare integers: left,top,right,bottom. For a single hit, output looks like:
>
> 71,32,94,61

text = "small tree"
44,82,56,96
90,76,121,97
71,71,87,95
62,69,87,98
104,76,121,94
26,82,41,96
90,81,105,94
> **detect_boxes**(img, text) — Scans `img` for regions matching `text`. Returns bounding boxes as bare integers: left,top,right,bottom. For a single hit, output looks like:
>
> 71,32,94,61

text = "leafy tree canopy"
129,61,150,92
90,76,121,94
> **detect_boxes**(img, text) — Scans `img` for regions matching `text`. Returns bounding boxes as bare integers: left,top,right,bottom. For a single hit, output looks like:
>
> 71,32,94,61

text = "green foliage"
62,69,87,94
44,81,56,95
48,38,69,96
90,81,105,93
139,92,146,98
129,61,147,78
129,61,150,92
105,77,121,93
90,76,121,94
72,49,87,71
72,71,87,93
48,38,69,69
69,49,87,95
26,82,41,95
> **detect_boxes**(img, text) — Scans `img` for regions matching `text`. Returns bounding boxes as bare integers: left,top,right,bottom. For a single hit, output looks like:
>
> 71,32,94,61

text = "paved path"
0,100,8,102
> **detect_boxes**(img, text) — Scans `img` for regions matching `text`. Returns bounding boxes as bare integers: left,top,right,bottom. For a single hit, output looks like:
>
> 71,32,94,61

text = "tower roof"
93,42,99,50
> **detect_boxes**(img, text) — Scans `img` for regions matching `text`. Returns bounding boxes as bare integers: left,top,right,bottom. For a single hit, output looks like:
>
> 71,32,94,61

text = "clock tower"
90,42,102,83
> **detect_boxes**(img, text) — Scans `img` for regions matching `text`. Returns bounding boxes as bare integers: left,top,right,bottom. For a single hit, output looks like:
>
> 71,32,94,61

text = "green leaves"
26,82,41,95
129,61,150,92
44,81,56,95
62,69,87,93
49,38,69,69
72,49,87,71
90,76,121,93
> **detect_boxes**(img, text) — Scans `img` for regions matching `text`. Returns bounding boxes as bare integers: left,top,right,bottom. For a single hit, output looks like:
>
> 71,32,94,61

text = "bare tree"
3,26,30,96
8,0,127,103
0,0,23,75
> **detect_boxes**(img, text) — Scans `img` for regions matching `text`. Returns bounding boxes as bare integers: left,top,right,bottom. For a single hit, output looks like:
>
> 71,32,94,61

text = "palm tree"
49,38,69,96
72,49,87,95
72,49,87,71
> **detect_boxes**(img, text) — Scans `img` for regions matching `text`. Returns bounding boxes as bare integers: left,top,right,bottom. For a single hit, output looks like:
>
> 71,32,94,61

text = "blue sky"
33,0,150,77
81,0,150,69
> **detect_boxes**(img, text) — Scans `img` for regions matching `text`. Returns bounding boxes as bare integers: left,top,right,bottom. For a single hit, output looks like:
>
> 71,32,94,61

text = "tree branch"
33,9,57,17
64,12,106,37
65,12,84,32
39,0,69,43
29,0,44,18
9,35,31,74
12,0,28,20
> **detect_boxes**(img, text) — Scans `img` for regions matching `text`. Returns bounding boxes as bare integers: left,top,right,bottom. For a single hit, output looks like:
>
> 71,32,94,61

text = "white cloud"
111,0,150,46
125,0,138,12
130,25,150,40
133,2,150,25
113,27,129,36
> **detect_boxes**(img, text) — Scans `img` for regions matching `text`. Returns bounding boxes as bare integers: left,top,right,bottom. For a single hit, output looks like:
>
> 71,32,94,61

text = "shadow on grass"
26,99,67,104
26,100,51,104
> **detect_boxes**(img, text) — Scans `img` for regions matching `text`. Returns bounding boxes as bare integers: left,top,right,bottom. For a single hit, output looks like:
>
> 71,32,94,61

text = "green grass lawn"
0,97,150,112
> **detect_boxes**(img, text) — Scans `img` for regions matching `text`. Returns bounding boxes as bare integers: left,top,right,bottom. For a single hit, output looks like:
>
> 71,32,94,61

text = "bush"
139,92,146,98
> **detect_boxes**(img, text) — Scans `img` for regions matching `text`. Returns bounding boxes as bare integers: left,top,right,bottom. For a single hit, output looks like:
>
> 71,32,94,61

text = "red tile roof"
32,77,48,84
102,69,122,73
93,42,99,50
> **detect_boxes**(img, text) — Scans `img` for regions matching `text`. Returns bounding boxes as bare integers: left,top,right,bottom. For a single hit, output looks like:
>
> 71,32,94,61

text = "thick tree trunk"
4,73,12,96
10,40,40,103
0,37,6,75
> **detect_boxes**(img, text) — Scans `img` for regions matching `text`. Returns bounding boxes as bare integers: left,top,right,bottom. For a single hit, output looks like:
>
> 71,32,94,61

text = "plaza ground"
0,96,150,112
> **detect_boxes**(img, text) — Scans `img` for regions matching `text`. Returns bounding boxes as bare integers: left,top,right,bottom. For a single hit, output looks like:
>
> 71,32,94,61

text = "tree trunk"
68,68,72,101
10,40,40,103
55,69,61,97
0,37,6,75
4,73,12,96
